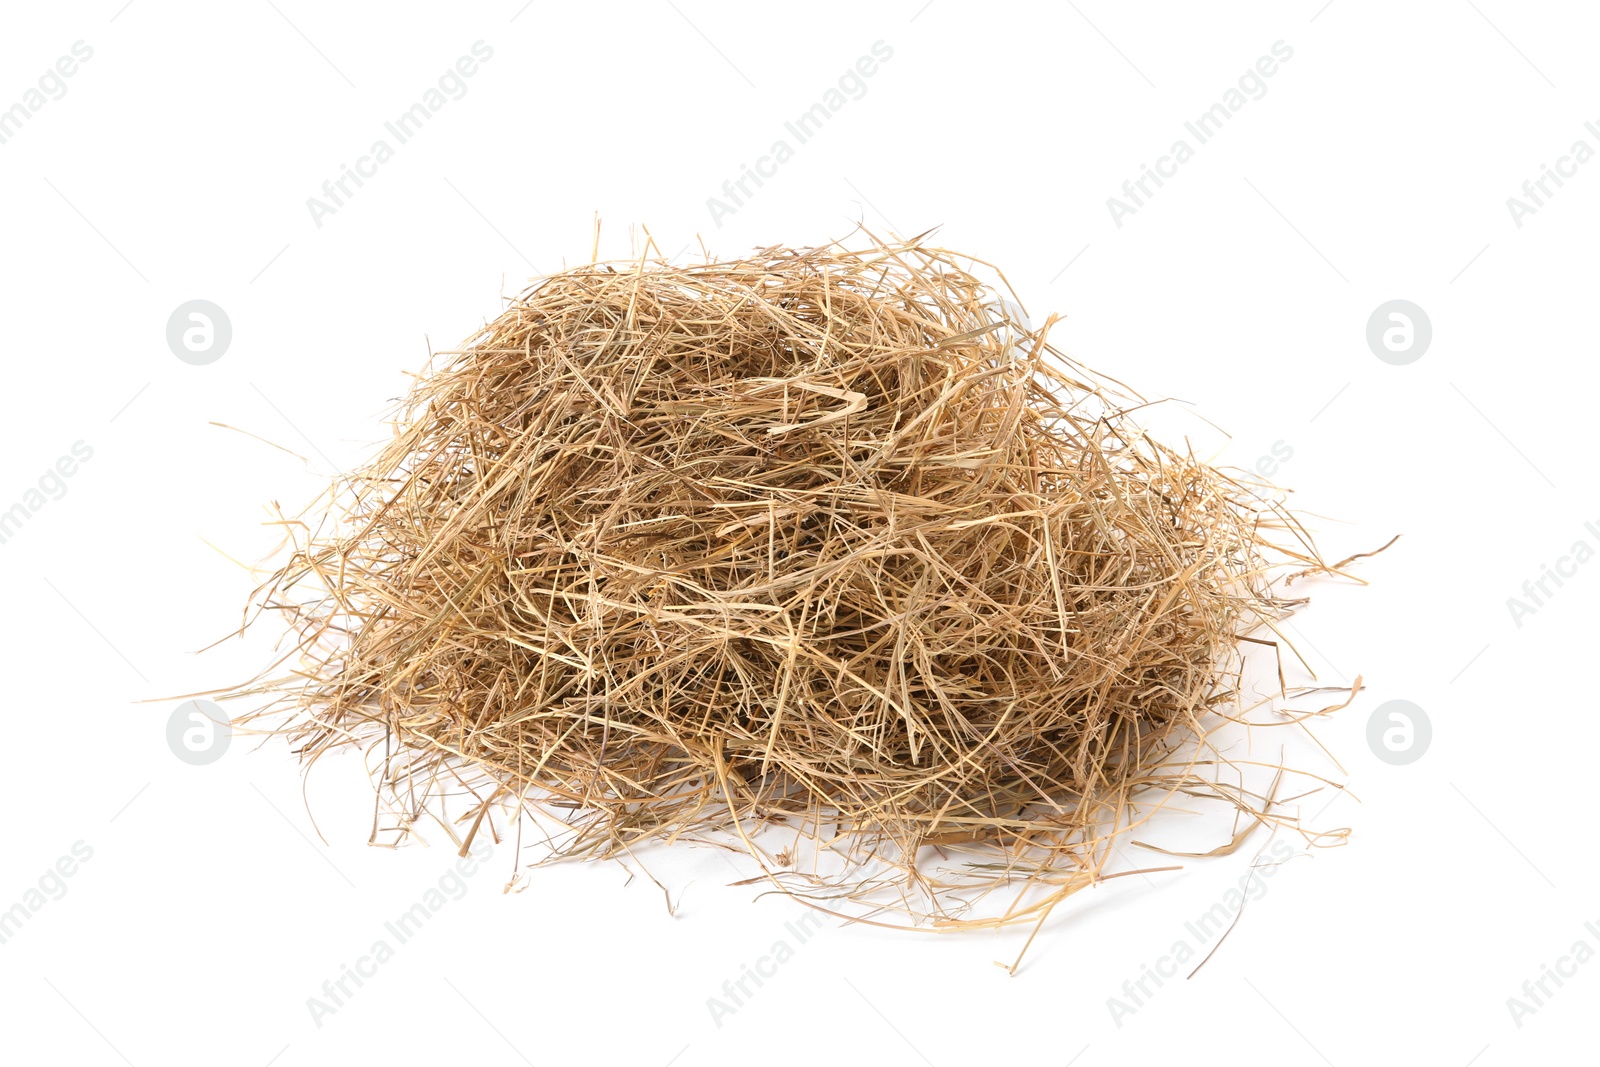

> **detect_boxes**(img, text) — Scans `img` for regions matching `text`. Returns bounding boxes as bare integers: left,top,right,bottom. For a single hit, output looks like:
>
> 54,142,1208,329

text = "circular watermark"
1366,699,1431,765
1366,300,1431,365
167,699,232,765
166,300,232,365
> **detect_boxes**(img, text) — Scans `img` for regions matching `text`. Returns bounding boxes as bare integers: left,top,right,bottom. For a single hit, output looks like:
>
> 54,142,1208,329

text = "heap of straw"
232,234,1345,935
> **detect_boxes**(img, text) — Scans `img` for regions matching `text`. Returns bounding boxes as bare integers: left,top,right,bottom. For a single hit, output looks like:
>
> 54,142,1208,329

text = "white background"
1,2,1594,1064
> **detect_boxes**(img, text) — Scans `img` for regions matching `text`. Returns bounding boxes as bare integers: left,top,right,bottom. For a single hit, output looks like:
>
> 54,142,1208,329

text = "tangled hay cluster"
234,234,1347,936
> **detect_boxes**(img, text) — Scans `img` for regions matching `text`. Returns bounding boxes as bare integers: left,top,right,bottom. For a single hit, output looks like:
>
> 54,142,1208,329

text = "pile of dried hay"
230,234,1353,942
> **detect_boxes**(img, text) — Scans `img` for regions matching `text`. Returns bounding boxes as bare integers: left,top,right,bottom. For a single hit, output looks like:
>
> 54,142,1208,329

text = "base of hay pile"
231,234,1352,941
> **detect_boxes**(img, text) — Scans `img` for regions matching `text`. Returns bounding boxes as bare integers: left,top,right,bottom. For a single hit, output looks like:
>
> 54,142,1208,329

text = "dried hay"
223,232,1364,951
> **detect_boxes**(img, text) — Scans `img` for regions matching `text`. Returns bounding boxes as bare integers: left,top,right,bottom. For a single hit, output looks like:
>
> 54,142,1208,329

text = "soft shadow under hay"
229,234,1356,938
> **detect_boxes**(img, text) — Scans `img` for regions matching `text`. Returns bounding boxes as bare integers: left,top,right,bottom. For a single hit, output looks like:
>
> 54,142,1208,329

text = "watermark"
1251,439,1293,480
0,41,94,148
705,910,826,1027
987,297,1035,361
1107,41,1294,228
0,441,95,548
306,41,495,228
1106,837,1294,1027
1505,520,1600,628
0,841,94,947
705,40,895,228
1505,918,1600,1028
1366,299,1431,365
166,300,232,365
1366,699,1430,765
1505,120,1600,228
306,836,494,1027
167,699,232,766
